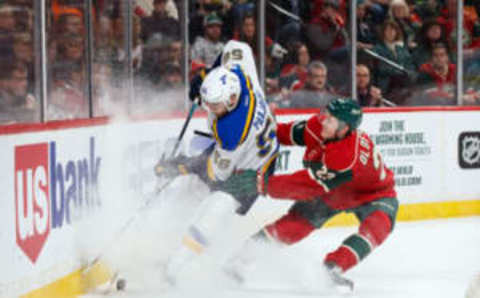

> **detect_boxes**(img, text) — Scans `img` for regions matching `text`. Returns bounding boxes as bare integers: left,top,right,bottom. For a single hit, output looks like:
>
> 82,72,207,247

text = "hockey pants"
264,197,399,272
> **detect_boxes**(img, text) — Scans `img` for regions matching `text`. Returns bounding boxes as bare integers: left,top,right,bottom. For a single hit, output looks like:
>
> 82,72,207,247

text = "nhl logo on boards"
458,132,480,169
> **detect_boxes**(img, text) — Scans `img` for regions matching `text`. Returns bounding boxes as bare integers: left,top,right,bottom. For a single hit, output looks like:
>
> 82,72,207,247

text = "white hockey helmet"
200,66,241,112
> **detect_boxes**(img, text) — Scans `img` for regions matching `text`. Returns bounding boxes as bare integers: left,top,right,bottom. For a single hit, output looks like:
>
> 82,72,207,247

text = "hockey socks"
325,210,392,272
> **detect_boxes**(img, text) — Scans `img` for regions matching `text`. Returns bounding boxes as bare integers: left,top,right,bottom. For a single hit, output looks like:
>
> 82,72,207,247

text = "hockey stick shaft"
363,48,409,74
171,102,198,157
84,103,198,274
85,178,173,270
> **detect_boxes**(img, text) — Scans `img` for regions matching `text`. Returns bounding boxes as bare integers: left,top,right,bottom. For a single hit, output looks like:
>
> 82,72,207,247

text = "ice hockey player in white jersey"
154,40,279,283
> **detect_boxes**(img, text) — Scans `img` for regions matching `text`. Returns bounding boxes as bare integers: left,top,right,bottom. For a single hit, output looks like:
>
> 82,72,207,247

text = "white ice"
82,181,480,298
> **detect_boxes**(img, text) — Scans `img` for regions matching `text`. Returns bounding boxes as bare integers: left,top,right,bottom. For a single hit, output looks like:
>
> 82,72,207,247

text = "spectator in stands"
372,19,416,105
49,61,87,120
265,51,282,96
363,0,390,24
0,5,17,34
357,64,384,107
167,39,182,66
10,2,33,33
389,0,420,50
139,32,171,86
51,0,84,18
412,19,448,69
311,0,347,21
233,12,285,60
114,15,143,72
139,62,184,111
13,33,32,66
135,0,179,20
306,0,347,60
280,42,310,90
0,5,16,67
189,0,234,43
413,0,442,20
231,0,255,28
277,60,337,108
357,0,378,50
95,16,115,64
438,0,480,52
234,12,260,51
141,0,180,42
56,11,84,35
418,43,455,89
159,62,183,89
465,53,480,97
415,42,479,105
92,62,114,115
12,33,33,92
191,12,224,67
56,34,84,64
0,61,37,123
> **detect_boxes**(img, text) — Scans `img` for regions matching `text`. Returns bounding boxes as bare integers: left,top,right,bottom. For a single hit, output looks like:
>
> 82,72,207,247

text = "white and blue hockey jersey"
205,41,279,182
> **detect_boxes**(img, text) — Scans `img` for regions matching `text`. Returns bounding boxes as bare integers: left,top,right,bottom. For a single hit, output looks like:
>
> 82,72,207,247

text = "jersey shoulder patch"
324,132,359,171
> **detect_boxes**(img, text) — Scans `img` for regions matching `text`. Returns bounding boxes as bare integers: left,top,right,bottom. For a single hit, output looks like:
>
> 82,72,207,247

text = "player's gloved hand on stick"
154,154,190,178
222,169,269,198
189,68,207,104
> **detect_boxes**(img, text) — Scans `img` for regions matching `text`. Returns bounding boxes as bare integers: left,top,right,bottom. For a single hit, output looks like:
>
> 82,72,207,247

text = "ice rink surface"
84,213,480,298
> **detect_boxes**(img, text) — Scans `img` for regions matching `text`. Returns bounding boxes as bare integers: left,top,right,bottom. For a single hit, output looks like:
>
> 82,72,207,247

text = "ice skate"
223,255,249,285
324,261,354,292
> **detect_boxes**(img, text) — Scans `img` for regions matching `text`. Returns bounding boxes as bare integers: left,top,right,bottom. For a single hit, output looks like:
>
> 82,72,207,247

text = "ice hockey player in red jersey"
223,97,399,290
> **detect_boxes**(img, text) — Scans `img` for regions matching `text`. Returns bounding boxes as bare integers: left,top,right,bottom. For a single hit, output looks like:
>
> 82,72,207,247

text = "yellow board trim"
22,260,114,298
20,200,480,296
323,200,480,228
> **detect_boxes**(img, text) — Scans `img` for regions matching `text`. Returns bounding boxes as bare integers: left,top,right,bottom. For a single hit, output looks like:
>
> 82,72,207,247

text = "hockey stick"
171,102,198,157
267,1,304,25
362,48,409,74
380,97,397,107
82,103,198,286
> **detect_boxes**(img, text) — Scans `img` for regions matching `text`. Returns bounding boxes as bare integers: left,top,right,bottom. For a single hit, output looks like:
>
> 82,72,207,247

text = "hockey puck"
116,278,126,291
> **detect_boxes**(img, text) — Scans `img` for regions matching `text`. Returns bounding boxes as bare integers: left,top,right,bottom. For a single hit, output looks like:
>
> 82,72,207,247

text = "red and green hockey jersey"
266,113,396,210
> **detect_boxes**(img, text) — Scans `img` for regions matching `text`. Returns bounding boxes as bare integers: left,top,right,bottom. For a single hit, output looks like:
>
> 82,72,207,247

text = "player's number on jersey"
373,147,387,181
223,49,243,64
257,117,275,157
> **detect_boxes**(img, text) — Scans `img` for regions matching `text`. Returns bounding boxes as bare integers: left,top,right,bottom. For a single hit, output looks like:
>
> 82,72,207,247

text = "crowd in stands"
258,0,480,108
0,0,480,125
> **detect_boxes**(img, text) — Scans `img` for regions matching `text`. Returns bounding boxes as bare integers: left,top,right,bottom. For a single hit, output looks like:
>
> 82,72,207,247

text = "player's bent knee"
191,191,241,240
266,211,316,245
359,210,392,247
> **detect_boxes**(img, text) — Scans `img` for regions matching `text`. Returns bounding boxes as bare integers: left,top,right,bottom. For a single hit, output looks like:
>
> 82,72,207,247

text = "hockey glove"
189,68,207,104
221,169,269,198
270,43,288,59
154,154,191,178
